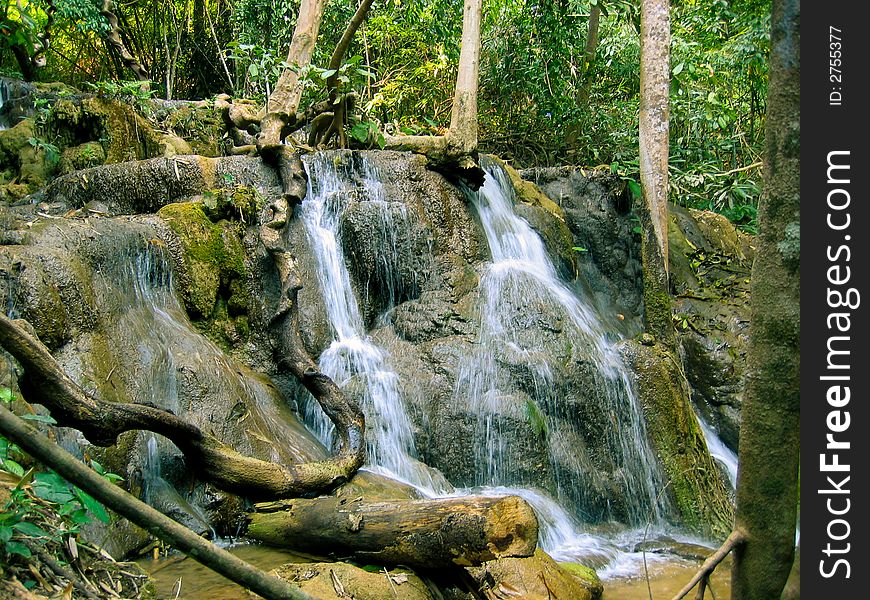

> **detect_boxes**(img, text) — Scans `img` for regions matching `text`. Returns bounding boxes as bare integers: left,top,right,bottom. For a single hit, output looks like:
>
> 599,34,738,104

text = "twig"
714,162,763,177
671,529,746,600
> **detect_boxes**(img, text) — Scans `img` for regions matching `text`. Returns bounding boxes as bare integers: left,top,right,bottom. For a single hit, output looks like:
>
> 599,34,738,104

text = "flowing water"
299,153,450,493
695,411,739,488
292,154,689,580
456,161,669,528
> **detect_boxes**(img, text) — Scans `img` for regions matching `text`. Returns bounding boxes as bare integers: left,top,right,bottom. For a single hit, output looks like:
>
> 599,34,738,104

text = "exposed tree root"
0,406,314,600
0,286,364,500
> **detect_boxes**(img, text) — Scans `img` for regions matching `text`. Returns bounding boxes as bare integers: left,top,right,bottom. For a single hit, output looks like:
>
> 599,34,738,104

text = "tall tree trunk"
731,0,800,597
259,0,328,149
577,4,601,104
445,0,482,156
638,0,673,345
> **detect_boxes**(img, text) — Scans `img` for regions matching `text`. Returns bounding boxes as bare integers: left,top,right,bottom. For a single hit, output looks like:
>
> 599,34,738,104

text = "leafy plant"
0,387,121,564
27,136,60,164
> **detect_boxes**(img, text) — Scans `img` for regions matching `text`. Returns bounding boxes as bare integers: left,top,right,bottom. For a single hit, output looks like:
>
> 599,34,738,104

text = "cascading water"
299,153,449,493
695,412,738,487
297,153,694,577
456,160,669,527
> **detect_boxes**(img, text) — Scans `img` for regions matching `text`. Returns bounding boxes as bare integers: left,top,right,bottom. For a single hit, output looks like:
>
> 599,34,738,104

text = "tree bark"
246,495,539,568
445,0,482,157
638,0,674,346
731,0,800,597
100,1,150,82
325,0,375,96
381,0,484,187
259,0,328,150
578,5,601,104
0,406,314,600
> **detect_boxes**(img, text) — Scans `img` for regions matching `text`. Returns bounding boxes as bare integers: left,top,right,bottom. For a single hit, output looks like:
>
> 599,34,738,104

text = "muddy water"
141,544,730,599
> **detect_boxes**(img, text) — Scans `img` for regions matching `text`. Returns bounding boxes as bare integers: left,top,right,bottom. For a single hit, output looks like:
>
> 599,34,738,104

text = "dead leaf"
389,573,409,585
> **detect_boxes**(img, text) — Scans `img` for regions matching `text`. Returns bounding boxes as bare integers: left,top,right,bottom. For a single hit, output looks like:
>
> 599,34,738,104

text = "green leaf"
0,387,13,403
75,488,109,523
71,509,92,524
320,69,337,79
247,63,259,78
626,180,642,200
12,521,49,538
0,526,13,544
572,246,588,253
2,459,24,477
673,63,684,76
4,540,32,558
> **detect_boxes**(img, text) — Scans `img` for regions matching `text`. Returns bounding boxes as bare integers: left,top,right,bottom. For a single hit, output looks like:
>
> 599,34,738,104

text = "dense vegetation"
1,0,768,229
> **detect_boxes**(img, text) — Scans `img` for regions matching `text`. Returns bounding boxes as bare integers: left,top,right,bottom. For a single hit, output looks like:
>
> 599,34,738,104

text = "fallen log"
245,495,539,568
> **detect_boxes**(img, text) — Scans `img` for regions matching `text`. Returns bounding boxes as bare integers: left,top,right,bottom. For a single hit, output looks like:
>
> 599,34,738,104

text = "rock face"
2,131,747,560
0,200,325,555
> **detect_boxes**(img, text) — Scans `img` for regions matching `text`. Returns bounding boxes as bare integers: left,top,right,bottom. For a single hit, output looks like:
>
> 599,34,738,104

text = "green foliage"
27,136,60,163
0,386,121,567
525,399,548,440
83,79,156,113
226,42,290,100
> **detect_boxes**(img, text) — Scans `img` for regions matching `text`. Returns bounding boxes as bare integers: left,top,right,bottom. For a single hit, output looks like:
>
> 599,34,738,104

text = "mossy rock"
0,118,36,167
159,103,226,157
558,562,604,597
157,201,246,321
201,185,265,224
47,96,163,165
467,548,601,600
620,339,734,538
271,562,433,600
59,141,106,174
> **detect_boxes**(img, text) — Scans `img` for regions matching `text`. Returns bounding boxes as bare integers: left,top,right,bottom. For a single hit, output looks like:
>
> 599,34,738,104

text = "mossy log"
246,495,539,568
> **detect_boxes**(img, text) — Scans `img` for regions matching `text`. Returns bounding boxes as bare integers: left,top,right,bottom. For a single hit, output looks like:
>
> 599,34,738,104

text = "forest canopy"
1,0,769,228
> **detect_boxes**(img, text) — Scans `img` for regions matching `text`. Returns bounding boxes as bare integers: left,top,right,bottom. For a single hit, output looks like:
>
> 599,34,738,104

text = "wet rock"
634,535,716,562
669,204,753,452
271,562,433,600
521,166,644,326
467,549,601,600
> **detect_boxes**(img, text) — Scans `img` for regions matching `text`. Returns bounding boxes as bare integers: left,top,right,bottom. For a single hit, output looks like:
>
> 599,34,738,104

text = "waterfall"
695,411,738,487
299,153,450,493
297,153,683,576
457,160,669,526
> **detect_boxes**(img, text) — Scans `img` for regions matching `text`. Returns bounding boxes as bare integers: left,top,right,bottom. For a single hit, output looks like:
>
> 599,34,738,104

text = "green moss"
202,185,265,224
157,201,251,350
558,562,603,594
623,341,734,538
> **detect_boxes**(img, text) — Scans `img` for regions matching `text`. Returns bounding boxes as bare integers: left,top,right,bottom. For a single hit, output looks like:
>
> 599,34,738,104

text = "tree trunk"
731,0,800,597
638,0,674,346
246,495,539,568
100,1,150,82
577,4,601,104
445,0,482,157
259,0,328,150
381,0,484,186
0,406,314,600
